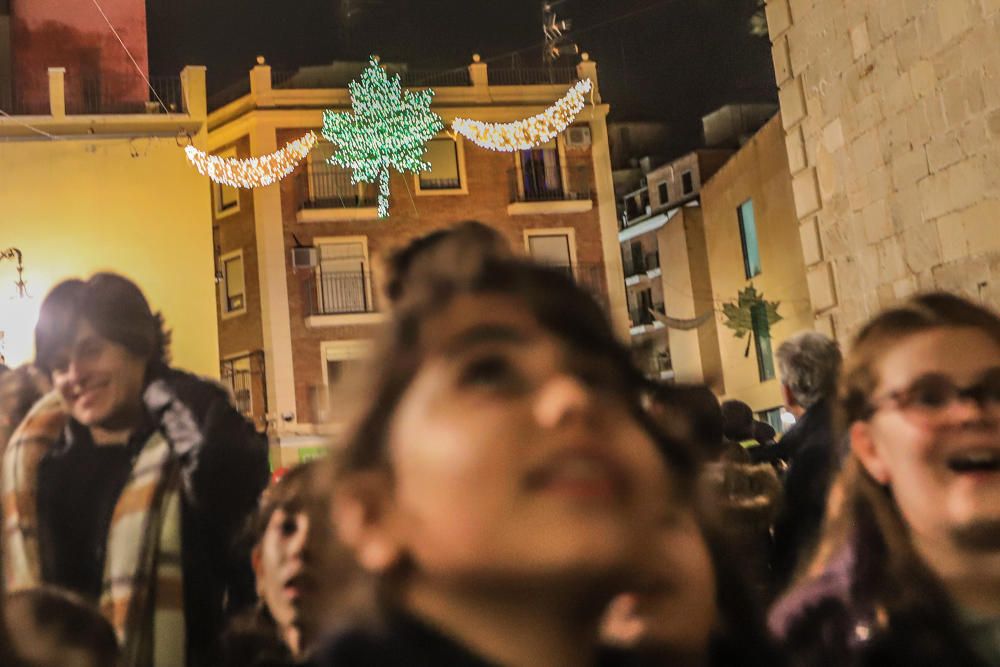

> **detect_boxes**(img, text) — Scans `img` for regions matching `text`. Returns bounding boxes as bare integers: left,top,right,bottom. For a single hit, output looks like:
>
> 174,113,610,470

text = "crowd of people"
1,220,999,666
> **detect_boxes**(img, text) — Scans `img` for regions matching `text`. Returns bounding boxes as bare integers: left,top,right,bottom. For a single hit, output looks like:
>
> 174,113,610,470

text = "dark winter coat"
770,400,837,587
26,369,268,666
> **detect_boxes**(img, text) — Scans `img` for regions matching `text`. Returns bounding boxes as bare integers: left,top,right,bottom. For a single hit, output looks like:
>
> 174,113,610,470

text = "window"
738,199,762,278
630,241,645,275
752,302,776,381
419,138,462,190
214,149,240,216
315,239,371,314
657,181,669,206
527,233,572,269
681,170,694,195
519,142,563,201
221,251,245,315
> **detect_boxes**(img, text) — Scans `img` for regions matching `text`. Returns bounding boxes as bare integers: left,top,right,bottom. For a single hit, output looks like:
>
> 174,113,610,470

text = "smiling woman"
771,292,1000,667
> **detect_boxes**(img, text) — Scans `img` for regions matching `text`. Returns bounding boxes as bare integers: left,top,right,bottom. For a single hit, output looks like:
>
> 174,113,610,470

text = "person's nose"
533,373,593,429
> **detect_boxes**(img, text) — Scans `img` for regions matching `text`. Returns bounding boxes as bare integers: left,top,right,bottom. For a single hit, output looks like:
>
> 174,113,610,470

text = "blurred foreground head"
332,231,697,625
4,587,120,667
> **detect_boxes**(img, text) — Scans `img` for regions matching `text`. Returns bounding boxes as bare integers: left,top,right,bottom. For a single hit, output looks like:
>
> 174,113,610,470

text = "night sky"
146,0,776,152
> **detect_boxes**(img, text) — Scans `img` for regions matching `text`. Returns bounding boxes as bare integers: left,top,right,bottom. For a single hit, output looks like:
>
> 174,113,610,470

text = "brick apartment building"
205,55,626,461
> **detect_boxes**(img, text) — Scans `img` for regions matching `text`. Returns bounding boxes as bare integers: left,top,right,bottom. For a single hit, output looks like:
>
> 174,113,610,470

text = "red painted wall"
11,0,148,113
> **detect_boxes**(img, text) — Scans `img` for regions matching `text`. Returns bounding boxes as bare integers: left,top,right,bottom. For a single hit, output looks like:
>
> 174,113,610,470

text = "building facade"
621,115,812,431
205,56,627,461
698,114,812,426
618,149,732,380
768,0,1000,340
0,0,217,376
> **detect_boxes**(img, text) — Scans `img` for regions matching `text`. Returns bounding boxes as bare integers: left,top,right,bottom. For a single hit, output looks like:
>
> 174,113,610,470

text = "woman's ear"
251,544,263,596
850,420,891,485
332,471,404,574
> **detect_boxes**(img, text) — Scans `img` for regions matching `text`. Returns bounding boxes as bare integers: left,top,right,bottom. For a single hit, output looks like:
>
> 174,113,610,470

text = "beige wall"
700,114,813,412
768,0,1000,339
0,137,218,376
658,207,725,391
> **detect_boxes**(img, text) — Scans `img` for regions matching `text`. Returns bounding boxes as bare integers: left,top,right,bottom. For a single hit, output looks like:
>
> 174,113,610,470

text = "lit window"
738,199,762,279
222,254,245,314
420,138,462,190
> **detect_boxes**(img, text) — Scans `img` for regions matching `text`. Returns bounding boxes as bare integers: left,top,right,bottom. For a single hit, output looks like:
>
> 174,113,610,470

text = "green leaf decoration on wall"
721,285,783,357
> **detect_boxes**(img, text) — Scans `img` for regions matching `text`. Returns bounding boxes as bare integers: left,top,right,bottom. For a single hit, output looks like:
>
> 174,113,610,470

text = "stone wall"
768,0,1000,339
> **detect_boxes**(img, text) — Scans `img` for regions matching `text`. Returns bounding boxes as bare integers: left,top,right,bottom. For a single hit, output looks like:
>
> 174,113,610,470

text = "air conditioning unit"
292,246,317,269
566,126,592,149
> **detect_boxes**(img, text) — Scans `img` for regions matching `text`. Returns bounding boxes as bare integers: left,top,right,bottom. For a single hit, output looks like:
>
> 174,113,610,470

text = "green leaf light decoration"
321,57,445,218
722,285,783,357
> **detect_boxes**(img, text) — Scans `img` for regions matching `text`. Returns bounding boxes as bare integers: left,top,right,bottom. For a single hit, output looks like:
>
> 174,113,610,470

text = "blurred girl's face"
853,326,1000,550
374,292,671,587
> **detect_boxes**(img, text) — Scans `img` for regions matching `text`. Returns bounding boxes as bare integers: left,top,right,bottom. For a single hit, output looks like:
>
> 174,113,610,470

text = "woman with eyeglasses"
770,292,1000,666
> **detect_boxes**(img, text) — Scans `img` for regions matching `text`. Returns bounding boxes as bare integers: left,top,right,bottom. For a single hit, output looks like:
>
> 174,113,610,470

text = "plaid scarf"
2,390,186,667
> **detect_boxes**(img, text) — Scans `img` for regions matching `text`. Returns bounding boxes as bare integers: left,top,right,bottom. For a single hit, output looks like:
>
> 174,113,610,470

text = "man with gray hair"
771,330,842,589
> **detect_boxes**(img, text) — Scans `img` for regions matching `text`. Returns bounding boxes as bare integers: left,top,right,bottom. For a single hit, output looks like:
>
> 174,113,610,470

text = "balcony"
507,167,593,215
302,269,383,327
620,187,651,228
623,251,661,279
629,302,666,328
220,351,268,433
296,166,380,221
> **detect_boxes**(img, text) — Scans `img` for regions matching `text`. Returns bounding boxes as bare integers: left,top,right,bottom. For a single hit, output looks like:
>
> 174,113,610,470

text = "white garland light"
452,79,592,152
185,132,318,189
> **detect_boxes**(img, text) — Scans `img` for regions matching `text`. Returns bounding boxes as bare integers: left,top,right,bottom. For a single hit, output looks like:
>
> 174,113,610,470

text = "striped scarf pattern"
2,391,186,667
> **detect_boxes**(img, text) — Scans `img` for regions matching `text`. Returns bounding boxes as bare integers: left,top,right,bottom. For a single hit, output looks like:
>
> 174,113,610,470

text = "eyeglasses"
868,367,1000,424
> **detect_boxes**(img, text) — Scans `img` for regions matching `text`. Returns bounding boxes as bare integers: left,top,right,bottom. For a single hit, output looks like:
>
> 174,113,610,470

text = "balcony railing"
303,269,376,316
67,74,183,115
1,74,183,115
220,350,268,432
625,250,660,276
630,303,666,327
621,187,651,228
509,167,592,203
488,66,577,86
298,165,379,209
401,69,472,87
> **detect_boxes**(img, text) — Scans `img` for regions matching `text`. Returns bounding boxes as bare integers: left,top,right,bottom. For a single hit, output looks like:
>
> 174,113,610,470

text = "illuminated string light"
322,57,444,218
184,132,317,188
452,79,592,152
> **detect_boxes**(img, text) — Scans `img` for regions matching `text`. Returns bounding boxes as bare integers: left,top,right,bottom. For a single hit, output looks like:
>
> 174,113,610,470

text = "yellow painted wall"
700,115,813,413
0,136,219,376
